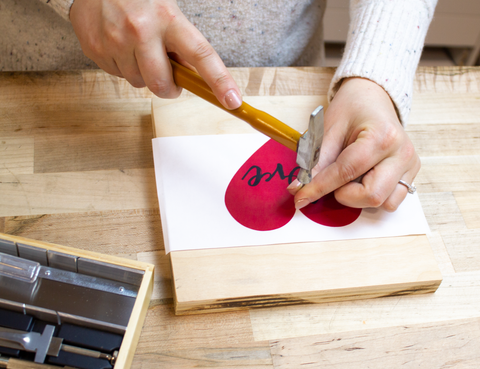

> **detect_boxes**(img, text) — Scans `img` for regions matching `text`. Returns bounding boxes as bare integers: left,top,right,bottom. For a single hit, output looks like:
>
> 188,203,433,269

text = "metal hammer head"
296,105,324,184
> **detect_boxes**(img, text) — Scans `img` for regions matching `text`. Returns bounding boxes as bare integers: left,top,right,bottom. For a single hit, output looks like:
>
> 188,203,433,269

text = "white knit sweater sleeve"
41,0,74,21
328,0,437,125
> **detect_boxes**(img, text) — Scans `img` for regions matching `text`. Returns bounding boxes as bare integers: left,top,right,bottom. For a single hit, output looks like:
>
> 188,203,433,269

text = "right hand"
70,0,242,109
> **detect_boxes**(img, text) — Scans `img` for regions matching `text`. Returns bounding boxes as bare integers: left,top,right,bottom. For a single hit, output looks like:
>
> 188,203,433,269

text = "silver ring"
399,179,416,194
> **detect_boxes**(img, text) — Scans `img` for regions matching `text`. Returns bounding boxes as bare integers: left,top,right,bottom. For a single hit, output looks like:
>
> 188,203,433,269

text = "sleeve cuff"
43,0,75,21
328,0,437,126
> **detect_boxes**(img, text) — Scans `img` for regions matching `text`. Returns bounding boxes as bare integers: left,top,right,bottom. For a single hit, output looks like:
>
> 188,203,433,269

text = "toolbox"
0,232,154,369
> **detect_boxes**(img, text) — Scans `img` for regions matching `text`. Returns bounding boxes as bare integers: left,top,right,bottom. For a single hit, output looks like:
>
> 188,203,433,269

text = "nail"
225,89,242,109
287,180,304,195
295,198,310,210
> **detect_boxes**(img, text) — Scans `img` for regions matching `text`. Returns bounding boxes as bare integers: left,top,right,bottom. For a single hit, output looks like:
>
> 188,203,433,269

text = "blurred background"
324,0,480,67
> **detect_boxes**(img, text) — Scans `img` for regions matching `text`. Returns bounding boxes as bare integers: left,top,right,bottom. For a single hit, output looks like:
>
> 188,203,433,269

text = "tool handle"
169,59,301,152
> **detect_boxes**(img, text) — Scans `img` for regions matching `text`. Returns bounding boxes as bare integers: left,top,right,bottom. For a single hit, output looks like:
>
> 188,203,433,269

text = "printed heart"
225,139,297,231
224,138,362,231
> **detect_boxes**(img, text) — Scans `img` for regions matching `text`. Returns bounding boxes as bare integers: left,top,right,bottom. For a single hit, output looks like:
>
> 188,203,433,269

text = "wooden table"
1,66,480,368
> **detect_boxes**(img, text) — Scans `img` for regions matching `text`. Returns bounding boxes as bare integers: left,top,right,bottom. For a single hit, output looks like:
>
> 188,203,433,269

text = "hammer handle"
170,59,301,152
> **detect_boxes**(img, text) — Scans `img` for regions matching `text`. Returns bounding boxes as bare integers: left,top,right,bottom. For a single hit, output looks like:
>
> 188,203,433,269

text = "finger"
166,19,242,110
293,128,393,208
114,52,147,89
334,151,420,210
287,121,346,195
90,57,124,78
381,160,421,212
168,52,197,73
135,44,182,98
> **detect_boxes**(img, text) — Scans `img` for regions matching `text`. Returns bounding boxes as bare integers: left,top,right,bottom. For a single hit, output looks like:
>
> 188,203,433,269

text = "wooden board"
0,232,155,369
151,95,443,315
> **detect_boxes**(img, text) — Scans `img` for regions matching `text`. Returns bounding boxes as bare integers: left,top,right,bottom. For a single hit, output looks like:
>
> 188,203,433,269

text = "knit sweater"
7,0,437,125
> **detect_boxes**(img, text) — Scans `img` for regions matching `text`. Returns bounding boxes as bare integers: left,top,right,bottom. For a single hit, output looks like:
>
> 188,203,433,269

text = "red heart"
224,138,361,231
225,139,297,231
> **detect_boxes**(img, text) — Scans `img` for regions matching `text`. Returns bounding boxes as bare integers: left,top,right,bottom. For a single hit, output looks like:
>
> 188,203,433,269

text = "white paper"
152,134,430,254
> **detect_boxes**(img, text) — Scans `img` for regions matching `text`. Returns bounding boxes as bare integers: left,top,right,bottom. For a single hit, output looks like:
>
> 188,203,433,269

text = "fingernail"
287,180,303,195
225,89,242,109
295,198,310,210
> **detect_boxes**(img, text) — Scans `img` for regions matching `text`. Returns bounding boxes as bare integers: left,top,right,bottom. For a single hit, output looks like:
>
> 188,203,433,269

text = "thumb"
167,20,242,110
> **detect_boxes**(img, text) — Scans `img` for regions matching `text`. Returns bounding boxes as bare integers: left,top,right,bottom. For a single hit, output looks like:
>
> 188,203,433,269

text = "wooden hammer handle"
169,59,301,152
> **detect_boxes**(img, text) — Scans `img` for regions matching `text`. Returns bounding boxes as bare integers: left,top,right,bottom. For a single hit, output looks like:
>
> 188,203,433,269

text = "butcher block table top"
1,66,480,368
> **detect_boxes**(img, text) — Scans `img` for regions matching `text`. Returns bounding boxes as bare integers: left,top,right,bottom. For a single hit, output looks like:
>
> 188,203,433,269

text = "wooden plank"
153,95,441,315
427,232,456,276
270,317,480,368
171,236,441,315
407,123,480,157
441,229,480,273
416,155,480,192
413,67,480,94
0,100,152,137
417,192,467,232
249,271,480,341
0,68,334,105
34,131,154,173
116,267,154,369
3,209,164,255
132,304,272,368
0,168,157,217
137,250,173,302
0,137,34,175
454,191,480,229
409,94,480,124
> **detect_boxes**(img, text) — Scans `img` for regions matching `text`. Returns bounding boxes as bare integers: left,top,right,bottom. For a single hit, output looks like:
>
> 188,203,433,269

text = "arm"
289,0,437,211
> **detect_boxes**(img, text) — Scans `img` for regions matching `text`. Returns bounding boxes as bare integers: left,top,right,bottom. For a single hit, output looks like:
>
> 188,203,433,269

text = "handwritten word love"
241,164,299,186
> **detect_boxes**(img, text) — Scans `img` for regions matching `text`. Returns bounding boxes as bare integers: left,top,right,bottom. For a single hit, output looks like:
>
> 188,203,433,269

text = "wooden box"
0,232,154,369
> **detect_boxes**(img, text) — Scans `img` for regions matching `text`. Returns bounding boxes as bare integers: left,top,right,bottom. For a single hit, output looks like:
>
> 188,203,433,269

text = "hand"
288,77,420,211
69,0,242,109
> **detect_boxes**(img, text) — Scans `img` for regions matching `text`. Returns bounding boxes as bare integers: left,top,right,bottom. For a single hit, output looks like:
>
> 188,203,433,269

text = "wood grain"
441,229,480,273
454,191,480,229
34,131,154,173
416,155,480,192
427,231,456,276
132,304,272,368
170,236,441,315
413,66,480,94
417,192,467,232
0,137,34,175
408,123,480,157
270,317,480,368
1,66,479,367
409,94,480,124
250,271,480,341
0,168,158,217
3,209,164,254
137,250,173,301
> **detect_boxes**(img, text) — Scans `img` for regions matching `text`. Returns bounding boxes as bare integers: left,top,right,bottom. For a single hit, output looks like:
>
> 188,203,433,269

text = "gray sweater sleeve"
328,0,438,126
42,0,74,21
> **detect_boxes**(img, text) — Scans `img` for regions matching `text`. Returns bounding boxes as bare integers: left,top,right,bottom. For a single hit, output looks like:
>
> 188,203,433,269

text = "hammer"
169,59,324,185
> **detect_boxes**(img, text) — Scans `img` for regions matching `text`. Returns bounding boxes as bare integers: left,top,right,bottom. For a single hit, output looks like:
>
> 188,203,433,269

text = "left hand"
287,77,420,212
